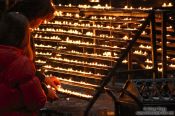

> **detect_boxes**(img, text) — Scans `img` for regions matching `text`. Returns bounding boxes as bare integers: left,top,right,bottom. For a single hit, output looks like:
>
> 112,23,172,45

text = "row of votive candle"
57,87,93,99
33,34,61,40
35,28,138,40
54,11,80,18
68,50,118,58
46,74,97,87
35,45,66,50
139,44,152,49
145,65,163,72
78,4,112,9
47,81,93,99
44,65,104,77
49,57,109,67
34,31,128,41
133,50,148,56
35,28,82,35
99,34,114,38
44,60,175,73
50,51,124,63
45,20,137,30
63,37,122,49
64,37,95,46
36,51,52,56
124,6,152,10
35,44,56,48
35,59,46,64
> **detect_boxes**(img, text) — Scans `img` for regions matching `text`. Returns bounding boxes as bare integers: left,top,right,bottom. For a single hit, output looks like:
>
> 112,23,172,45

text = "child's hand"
45,76,61,89
46,85,58,102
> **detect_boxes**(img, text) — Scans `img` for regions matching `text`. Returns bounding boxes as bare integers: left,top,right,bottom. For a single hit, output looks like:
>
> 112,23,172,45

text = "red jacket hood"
0,45,24,71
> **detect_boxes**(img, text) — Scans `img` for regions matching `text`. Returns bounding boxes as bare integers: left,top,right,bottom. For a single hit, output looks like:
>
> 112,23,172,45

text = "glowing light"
89,0,99,2
35,59,46,64
49,57,109,67
170,64,175,68
162,2,173,7
145,59,152,64
122,59,128,63
133,50,148,56
124,6,128,9
139,44,151,49
43,65,105,77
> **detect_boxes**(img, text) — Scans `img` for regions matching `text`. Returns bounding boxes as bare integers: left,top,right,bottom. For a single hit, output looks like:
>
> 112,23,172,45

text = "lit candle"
145,59,152,63
123,35,129,40
124,5,128,9
146,65,152,69
169,64,175,68
168,3,173,7
122,60,128,63
162,3,167,7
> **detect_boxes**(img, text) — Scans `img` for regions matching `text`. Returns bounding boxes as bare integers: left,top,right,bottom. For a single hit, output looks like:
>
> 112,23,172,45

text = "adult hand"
45,76,61,89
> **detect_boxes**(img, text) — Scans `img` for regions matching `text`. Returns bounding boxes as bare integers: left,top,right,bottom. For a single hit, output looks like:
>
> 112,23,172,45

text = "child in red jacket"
8,0,60,101
0,12,47,115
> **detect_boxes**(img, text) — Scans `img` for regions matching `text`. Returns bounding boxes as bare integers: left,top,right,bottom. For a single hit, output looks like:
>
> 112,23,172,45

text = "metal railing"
84,7,175,116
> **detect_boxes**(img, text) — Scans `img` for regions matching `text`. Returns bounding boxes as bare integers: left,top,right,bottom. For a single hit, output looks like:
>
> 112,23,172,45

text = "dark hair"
9,0,55,22
0,12,29,48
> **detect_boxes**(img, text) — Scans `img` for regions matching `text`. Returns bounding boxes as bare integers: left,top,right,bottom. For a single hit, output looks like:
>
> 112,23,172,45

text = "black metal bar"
84,11,153,116
150,10,158,79
105,89,120,116
161,11,167,78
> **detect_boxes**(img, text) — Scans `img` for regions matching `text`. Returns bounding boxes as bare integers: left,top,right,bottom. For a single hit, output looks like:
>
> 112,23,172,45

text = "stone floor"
45,92,117,116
